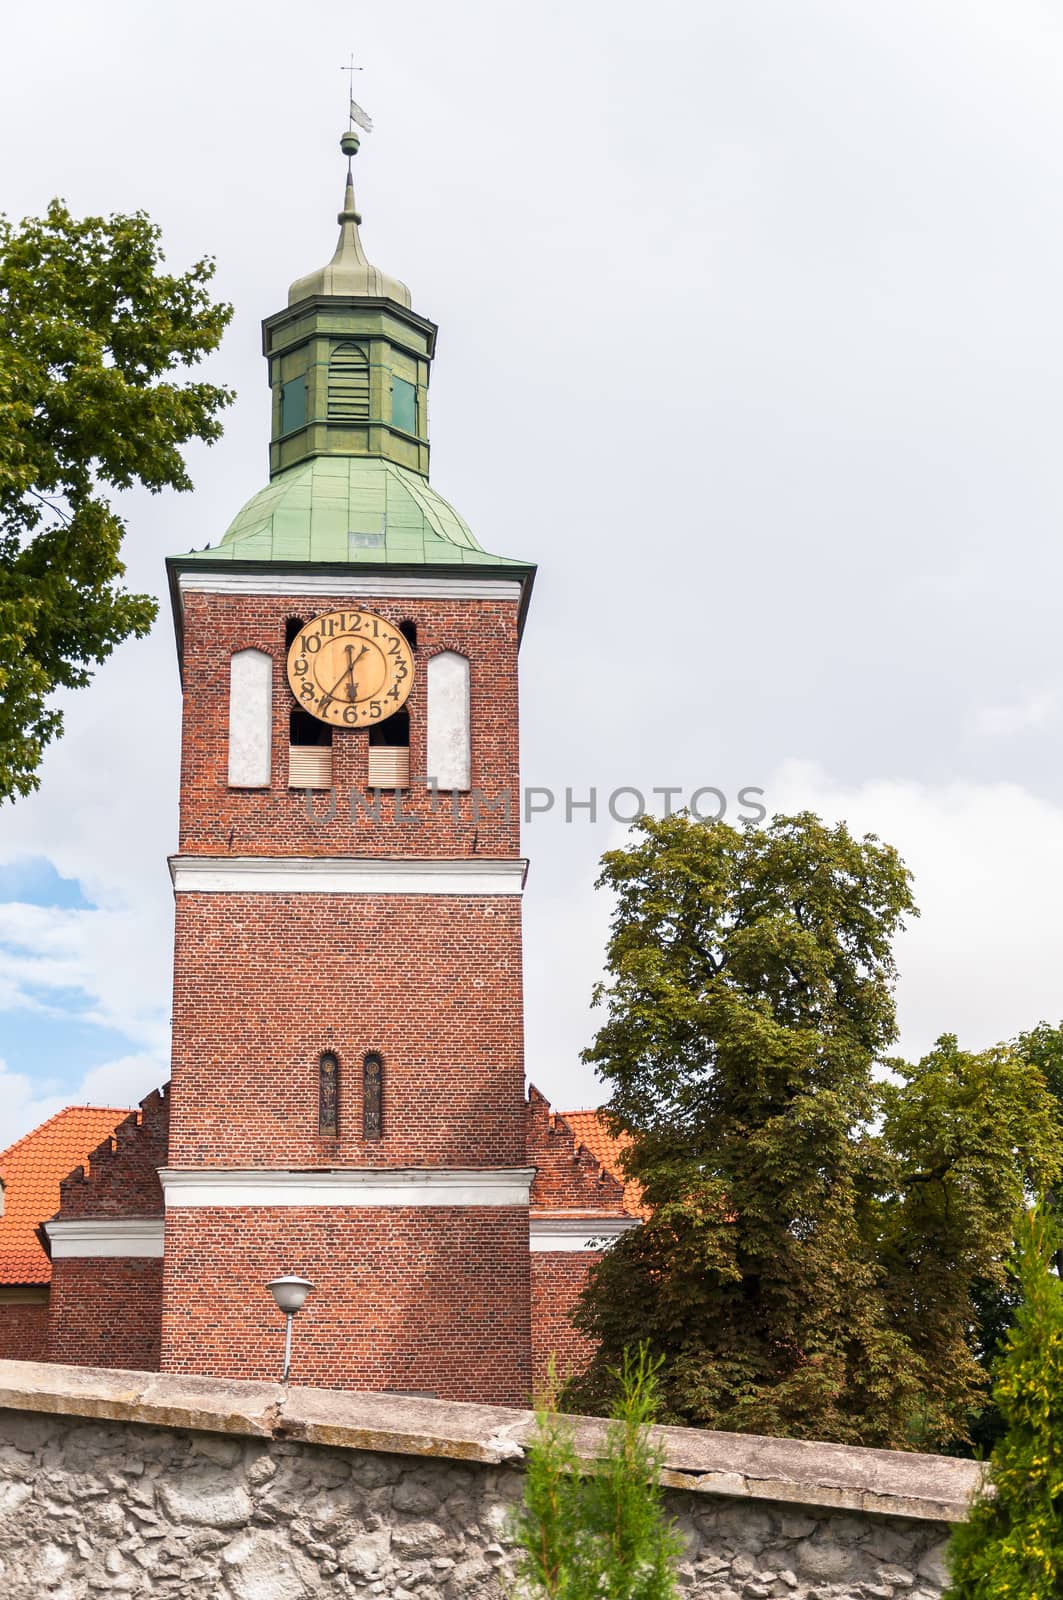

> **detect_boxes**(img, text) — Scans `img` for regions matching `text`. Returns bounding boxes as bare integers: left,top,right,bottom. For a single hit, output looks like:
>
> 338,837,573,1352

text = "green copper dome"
168,132,534,618
186,455,525,568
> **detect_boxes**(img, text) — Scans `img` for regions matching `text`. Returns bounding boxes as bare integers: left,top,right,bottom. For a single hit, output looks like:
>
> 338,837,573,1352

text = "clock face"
286,610,415,728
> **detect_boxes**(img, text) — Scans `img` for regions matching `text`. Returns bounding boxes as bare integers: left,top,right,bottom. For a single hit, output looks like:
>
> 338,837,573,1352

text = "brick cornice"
168,855,529,895
174,570,524,601
160,1168,537,1208
46,1220,165,1259
529,1215,639,1252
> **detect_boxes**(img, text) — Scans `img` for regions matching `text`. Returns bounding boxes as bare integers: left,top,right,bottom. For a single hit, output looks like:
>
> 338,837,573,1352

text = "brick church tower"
155,133,536,1402
37,132,638,1393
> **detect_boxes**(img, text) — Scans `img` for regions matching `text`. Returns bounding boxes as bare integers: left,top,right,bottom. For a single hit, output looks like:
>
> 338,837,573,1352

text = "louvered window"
327,343,370,422
289,707,332,790
368,708,410,789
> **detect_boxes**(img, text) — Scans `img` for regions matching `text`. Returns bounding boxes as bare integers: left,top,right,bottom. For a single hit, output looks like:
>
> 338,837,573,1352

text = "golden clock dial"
286,610,415,728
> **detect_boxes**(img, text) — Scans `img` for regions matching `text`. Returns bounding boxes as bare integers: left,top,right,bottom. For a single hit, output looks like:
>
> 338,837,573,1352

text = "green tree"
945,1207,1063,1599
511,1347,680,1600
567,811,921,1446
566,813,1063,1451
1013,1022,1063,1259
959,1021,1063,1453
0,200,233,800
877,1036,1062,1450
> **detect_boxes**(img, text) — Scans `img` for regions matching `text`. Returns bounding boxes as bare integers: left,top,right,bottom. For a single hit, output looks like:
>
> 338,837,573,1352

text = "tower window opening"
398,620,417,650
288,706,332,790
280,376,306,435
318,1052,339,1137
363,1052,383,1140
290,707,332,747
367,708,409,789
390,376,417,435
285,618,305,650
327,342,370,422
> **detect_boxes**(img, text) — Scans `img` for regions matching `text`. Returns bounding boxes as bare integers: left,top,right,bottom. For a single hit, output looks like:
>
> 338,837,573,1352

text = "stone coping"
0,1360,982,1524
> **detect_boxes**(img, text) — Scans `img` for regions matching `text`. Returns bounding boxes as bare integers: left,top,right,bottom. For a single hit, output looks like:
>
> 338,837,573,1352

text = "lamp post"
266,1275,314,1383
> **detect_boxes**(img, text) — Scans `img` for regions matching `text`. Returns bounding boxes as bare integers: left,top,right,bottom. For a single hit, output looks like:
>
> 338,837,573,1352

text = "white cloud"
971,691,1057,738
771,761,1063,1060
0,642,177,1149
526,762,1063,1109
0,900,171,1056
0,1060,58,1151
0,1051,160,1151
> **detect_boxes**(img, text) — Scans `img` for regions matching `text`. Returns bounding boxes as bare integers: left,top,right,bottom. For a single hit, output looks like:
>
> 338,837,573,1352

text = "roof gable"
0,1106,132,1285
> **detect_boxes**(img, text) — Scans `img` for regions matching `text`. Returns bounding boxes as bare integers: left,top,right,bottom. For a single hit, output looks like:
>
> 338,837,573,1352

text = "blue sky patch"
0,1007,136,1096
0,858,93,910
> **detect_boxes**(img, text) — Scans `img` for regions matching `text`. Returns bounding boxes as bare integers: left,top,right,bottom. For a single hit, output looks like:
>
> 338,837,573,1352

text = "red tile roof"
561,1109,648,1219
0,1106,132,1285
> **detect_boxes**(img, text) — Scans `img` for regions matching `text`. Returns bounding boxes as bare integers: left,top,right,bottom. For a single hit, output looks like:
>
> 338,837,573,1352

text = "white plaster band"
168,856,528,896
160,1168,537,1209
46,1219,165,1259
529,1217,639,1252
177,572,523,603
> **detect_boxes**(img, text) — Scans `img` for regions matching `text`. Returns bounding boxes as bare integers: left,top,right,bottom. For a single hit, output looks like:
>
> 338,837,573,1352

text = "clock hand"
342,643,370,701
322,643,369,702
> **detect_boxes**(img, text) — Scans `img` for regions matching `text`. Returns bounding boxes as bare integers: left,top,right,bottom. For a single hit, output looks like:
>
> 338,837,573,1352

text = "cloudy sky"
3,0,1063,1145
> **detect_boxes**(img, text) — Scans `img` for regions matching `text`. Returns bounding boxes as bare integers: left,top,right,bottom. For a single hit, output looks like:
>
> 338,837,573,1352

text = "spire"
287,131,411,308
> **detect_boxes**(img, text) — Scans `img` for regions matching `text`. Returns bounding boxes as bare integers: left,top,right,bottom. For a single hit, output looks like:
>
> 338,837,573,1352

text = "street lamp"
266,1275,314,1383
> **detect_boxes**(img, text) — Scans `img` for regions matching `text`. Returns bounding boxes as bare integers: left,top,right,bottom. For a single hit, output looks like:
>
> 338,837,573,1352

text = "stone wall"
0,1360,981,1600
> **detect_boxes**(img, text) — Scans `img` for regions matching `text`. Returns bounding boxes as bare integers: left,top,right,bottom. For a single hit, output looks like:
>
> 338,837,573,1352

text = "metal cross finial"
342,52,374,135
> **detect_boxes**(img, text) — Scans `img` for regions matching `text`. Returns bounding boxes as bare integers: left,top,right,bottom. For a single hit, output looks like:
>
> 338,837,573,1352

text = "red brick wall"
169,894,524,1167
57,1088,168,1220
161,1207,531,1404
531,1253,600,1393
0,1299,49,1361
47,1260,163,1370
527,1087,628,1212
177,592,521,858
159,583,531,1400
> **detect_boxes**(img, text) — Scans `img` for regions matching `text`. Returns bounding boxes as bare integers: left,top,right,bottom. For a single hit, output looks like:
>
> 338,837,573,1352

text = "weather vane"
342,52,374,135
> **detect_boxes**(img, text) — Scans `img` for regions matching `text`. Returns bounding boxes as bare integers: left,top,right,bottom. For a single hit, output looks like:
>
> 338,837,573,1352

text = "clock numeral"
369,700,382,719
387,637,401,656
300,681,316,702
343,704,358,724
303,633,322,655
385,684,400,703
394,661,408,682
292,658,308,677
319,693,334,714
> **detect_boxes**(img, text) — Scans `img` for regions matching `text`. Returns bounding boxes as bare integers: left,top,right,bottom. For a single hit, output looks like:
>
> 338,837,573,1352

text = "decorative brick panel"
47,1260,163,1370
160,1207,532,1404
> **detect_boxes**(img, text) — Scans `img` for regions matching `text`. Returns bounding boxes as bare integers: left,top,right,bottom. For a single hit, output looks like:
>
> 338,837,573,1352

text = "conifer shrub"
945,1207,1063,1598
511,1347,681,1600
